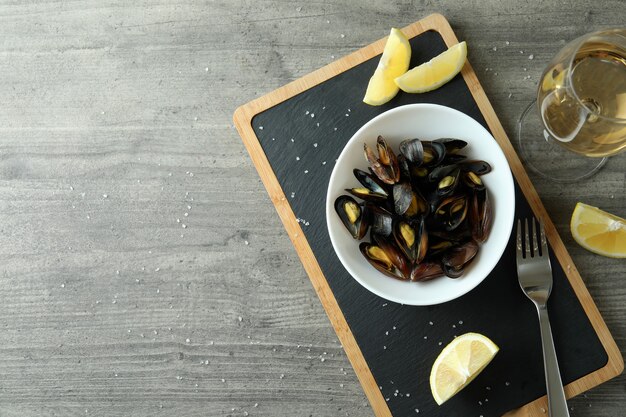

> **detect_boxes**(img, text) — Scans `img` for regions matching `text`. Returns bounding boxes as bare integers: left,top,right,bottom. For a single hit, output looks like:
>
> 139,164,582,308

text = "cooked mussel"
421,141,446,167
436,168,461,197
463,170,486,191
399,138,424,165
393,218,428,264
441,240,479,278
434,195,469,231
410,262,444,282
460,160,492,175
434,138,468,154
367,203,394,237
334,195,369,239
364,136,400,184
393,182,429,218
360,234,410,280
346,168,389,202
470,188,493,243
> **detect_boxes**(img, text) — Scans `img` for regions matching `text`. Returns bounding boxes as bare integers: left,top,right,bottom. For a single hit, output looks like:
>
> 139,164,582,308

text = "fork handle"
537,305,570,417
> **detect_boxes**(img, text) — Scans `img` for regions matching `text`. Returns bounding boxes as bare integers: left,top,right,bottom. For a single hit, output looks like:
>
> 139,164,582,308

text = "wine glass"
517,28,626,182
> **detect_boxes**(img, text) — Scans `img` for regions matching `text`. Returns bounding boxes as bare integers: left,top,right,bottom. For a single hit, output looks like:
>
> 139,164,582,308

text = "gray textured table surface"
0,1,624,416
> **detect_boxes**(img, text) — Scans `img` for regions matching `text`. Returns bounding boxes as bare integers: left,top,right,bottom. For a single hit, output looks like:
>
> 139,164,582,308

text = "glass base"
517,100,607,183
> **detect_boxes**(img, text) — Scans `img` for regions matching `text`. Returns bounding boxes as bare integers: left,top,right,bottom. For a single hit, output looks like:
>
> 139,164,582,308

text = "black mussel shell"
442,263,465,279
334,195,369,239
428,164,458,183
442,153,467,164
434,138,468,154
436,168,461,197
399,138,424,165
347,169,389,202
463,171,486,191
470,188,493,243
367,203,393,237
434,195,469,231
393,217,428,264
442,240,479,268
428,237,455,256
460,160,492,175
421,141,446,167
393,182,428,218
359,234,410,280
410,262,444,282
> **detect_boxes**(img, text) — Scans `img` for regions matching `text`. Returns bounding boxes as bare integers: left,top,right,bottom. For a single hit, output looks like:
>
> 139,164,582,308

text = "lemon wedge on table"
363,28,412,106
570,202,626,258
430,332,499,405
395,41,467,93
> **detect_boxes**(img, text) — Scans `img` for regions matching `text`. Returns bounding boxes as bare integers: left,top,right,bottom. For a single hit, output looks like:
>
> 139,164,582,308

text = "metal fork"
516,218,570,417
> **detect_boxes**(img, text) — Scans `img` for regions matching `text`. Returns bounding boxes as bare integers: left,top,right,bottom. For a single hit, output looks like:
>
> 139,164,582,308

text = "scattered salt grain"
184,213,188,217
333,127,338,131
304,170,308,174
340,34,345,38
290,138,295,142
182,224,187,228
244,240,249,245
310,113,315,118
383,346,387,350
259,126,263,130
505,381,510,386
321,161,326,165
415,409,419,413
102,194,108,198
61,283,65,288
506,41,510,45
492,46,497,51
305,110,310,115
186,338,190,343
238,316,243,322
205,67,209,71
528,54,534,60
429,321,433,325
155,268,160,272
296,156,300,161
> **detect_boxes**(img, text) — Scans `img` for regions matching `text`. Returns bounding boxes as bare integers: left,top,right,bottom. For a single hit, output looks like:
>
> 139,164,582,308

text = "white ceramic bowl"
326,103,515,306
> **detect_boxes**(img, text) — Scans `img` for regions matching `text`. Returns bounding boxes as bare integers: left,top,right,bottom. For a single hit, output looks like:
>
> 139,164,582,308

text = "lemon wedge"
395,41,467,93
570,202,626,258
363,28,411,106
430,332,499,405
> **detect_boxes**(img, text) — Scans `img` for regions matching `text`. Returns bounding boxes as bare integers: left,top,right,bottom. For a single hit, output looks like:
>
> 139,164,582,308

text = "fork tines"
516,217,548,259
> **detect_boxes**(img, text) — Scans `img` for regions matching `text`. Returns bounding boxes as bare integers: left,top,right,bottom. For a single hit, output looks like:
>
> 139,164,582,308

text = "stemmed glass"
517,28,626,182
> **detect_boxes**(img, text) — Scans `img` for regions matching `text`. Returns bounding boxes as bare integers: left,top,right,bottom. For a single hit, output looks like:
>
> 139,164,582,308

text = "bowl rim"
325,103,515,305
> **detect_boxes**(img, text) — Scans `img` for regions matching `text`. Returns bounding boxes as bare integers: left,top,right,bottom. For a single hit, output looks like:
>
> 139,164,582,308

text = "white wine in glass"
518,29,626,181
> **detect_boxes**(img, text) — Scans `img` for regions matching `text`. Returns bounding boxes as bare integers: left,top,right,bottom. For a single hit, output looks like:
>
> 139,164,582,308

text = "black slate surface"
249,30,608,416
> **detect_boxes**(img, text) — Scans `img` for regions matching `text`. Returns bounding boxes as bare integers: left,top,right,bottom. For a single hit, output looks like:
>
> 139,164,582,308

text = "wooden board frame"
233,13,623,417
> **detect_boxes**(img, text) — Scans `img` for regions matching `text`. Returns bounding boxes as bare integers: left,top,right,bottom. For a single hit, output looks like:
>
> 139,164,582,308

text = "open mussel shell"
334,195,369,239
463,171,486,191
399,138,424,165
441,240,479,278
436,168,461,197
470,188,493,243
434,194,469,231
393,217,428,264
346,168,389,202
421,141,446,167
411,262,444,282
360,234,410,280
364,136,400,185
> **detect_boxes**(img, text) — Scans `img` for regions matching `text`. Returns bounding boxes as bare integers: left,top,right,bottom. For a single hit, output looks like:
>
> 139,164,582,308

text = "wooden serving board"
233,14,623,417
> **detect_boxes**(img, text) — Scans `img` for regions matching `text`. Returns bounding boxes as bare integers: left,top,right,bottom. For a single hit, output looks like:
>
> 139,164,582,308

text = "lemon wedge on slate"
570,202,626,258
430,332,499,405
363,28,412,106
395,41,467,93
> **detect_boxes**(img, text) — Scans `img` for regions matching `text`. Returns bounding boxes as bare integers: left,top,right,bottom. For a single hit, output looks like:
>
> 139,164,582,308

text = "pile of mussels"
334,135,493,282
